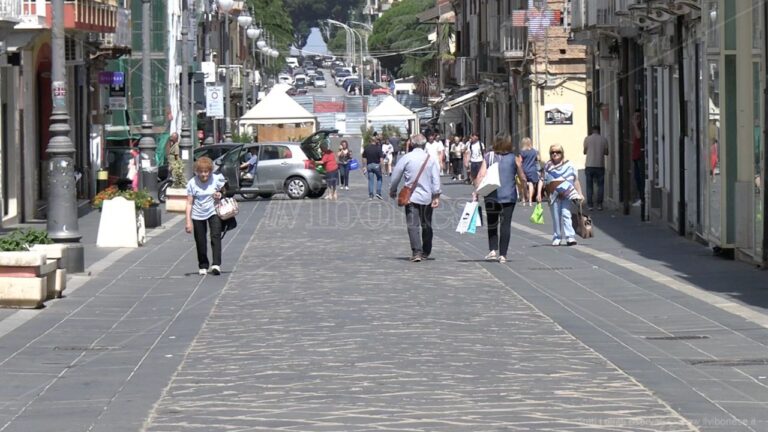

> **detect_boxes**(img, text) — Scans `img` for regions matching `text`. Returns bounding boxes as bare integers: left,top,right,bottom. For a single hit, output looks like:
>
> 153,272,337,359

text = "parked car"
278,73,293,85
294,74,307,89
313,76,327,88
371,87,390,96
334,71,353,86
215,129,339,200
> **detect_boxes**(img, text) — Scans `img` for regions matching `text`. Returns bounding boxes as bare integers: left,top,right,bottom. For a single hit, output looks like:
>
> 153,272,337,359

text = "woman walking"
318,143,339,200
473,135,525,263
544,144,583,246
519,137,542,206
185,157,227,276
337,140,352,190
449,135,465,181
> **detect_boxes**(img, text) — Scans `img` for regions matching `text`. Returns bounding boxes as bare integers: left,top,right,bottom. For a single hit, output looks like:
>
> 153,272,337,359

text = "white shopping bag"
476,156,500,196
456,201,479,234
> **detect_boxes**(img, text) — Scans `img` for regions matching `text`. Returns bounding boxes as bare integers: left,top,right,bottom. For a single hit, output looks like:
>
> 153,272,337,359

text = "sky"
292,27,329,57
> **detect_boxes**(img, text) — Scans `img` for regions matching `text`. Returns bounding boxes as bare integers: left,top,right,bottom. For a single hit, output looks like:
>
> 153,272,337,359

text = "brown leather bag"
571,202,594,239
397,155,431,206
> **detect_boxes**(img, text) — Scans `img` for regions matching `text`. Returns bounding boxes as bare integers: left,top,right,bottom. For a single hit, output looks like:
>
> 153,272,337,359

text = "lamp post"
237,11,252,123
217,0,234,143
139,0,158,200
46,0,83,272
247,25,262,106
179,0,193,181
328,20,364,94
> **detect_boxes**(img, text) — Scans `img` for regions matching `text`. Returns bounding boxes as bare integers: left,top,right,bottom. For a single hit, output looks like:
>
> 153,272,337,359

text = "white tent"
238,89,317,140
366,96,418,134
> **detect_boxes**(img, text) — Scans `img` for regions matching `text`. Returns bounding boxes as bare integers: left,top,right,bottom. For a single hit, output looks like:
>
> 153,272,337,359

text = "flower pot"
165,187,187,213
0,251,55,308
142,203,162,228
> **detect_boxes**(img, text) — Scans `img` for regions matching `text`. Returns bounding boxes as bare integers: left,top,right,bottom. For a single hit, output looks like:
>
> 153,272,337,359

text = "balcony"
453,57,477,86
571,0,619,31
0,0,22,24
500,23,527,60
22,0,118,33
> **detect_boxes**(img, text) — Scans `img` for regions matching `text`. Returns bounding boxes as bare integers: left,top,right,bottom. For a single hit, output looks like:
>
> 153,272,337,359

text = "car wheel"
257,193,274,199
285,177,309,199
239,193,258,200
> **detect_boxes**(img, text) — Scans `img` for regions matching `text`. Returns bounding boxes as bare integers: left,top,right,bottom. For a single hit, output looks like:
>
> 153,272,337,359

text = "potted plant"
165,158,188,213
0,229,62,307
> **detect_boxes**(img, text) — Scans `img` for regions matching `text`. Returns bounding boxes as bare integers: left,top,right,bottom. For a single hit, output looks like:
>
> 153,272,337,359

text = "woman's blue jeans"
550,198,576,240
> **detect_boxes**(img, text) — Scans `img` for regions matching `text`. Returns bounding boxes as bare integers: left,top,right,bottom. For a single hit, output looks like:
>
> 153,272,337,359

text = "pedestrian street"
143,188,696,431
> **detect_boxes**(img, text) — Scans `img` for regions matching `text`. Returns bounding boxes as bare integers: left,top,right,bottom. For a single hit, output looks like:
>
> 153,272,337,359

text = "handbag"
216,197,239,220
348,159,360,170
397,154,430,207
476,153,500,196
571,202,594,238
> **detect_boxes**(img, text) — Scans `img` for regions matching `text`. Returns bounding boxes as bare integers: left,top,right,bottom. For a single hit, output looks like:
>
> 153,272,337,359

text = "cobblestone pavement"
144,197,696,431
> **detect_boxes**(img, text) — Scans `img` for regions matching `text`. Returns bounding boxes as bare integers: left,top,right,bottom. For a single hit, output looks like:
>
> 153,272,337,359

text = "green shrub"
0,229,53,252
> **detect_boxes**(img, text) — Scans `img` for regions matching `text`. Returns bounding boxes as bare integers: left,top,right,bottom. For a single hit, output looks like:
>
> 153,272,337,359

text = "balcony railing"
0,0,21,22
500,23,527,60
572,0,619,30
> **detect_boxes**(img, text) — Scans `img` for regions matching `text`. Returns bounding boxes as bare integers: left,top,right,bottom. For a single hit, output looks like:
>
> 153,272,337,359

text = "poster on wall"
544,104,573,125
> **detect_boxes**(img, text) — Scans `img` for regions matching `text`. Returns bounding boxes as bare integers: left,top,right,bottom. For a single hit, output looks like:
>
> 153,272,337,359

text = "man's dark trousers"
405,203,433,256
584,166,605,207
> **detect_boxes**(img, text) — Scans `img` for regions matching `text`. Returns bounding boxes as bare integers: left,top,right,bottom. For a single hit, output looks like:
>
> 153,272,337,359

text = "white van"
286,56,299,68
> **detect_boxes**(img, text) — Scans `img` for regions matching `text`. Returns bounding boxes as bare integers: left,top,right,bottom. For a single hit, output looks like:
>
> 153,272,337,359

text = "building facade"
572,0,767,265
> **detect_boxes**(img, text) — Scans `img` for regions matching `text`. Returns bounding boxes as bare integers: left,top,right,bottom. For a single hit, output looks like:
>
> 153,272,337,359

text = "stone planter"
29,244,71,298
97,197,140,248
0,251,57,308
165,187,187,213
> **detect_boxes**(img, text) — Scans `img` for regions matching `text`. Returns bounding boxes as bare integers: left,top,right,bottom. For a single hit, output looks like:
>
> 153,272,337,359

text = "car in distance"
216,129,339,200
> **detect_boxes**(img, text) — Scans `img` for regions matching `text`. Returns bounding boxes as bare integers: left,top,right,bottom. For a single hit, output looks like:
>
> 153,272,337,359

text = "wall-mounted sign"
544,104,573,125
201,62,217,84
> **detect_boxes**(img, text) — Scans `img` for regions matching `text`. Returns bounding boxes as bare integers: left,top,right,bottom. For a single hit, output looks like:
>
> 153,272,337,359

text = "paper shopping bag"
455,201,479,234
466,206,480,234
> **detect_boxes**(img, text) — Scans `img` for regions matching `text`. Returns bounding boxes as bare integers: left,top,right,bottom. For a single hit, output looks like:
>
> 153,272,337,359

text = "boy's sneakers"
210,265,221,276
198,268,207,276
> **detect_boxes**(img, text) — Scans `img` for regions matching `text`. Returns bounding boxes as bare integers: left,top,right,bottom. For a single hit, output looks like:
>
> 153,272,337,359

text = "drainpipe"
676,16,687,236
762,0,768,265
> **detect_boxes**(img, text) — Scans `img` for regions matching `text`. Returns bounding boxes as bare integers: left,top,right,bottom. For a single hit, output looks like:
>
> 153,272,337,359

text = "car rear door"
219,145,244,191
256,144,295,191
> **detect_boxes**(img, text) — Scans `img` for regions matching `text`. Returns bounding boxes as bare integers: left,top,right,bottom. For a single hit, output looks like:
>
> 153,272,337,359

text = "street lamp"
217,0,234,143
139,0,158,201
328,19,364,94
46,0,84,272
247,26,261,106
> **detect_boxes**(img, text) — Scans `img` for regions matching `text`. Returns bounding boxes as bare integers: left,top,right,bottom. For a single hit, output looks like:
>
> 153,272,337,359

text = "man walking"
389,134,442,262
583,125,609,210
362,138,384,199
425,134,446,174
466,133,485,184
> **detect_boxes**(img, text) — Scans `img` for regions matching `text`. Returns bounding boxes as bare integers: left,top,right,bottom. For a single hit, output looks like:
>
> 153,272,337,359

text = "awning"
441,86,491,112
3,31,42,52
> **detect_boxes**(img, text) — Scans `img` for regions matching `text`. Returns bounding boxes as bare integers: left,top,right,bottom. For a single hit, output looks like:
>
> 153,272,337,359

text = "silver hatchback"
218,142,326,199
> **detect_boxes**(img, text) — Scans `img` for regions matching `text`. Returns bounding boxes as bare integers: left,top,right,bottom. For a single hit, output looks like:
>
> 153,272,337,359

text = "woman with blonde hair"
473,134,526,263
185,157,228,275
543,144,583,246
518,137,542,205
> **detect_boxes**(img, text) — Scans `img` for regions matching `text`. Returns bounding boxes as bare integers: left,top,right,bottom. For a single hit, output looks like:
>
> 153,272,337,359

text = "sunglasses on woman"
550,150,562,155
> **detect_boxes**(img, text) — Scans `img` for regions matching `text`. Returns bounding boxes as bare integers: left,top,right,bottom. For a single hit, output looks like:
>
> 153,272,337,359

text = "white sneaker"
209,265,221,275
498,255,507,263
484,250,498,260
198,268,207,276
552,239,561,246
632,199,642,207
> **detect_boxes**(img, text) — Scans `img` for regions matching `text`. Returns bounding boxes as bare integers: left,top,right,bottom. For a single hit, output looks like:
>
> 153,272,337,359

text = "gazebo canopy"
367,96,418,122
239,89,316,125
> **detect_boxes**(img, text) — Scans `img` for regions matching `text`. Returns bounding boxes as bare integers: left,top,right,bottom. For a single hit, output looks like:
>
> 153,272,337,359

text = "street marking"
510,221,768,330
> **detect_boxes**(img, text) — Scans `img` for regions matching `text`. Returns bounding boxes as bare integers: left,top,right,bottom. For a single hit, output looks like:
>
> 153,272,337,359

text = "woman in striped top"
544,144,583,246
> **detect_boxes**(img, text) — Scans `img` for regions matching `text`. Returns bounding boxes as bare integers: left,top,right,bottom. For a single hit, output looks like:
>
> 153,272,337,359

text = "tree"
283,0,364,49
368,0,436,79
246,0,293,74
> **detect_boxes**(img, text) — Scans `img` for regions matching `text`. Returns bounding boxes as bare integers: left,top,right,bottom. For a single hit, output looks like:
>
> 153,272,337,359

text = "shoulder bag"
397,154,430,207
216,197,239,220
476,152,500,196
